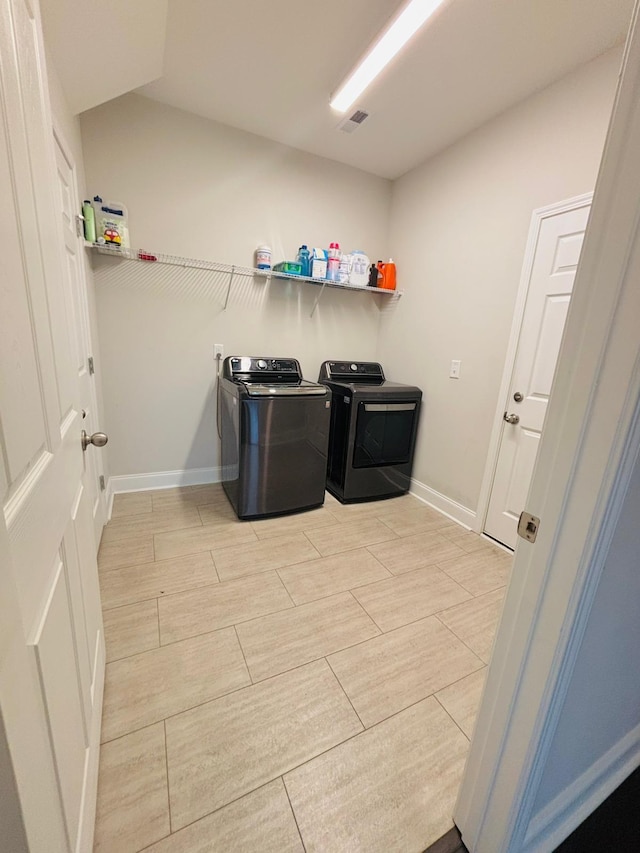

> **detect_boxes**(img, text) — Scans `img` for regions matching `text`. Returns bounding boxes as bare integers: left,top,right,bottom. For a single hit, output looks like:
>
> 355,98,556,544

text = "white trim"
523,721,640,853
456,12,640,852
409,477,476,529
108,466,222,496
473,192,593,535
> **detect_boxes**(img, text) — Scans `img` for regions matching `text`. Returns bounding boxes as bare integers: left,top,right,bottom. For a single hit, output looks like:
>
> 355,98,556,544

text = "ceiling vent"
337,109,370,133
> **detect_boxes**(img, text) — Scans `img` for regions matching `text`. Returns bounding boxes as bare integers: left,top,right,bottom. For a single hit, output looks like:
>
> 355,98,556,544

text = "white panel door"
53,132,107,543
0,0,105,850
484,203,590,549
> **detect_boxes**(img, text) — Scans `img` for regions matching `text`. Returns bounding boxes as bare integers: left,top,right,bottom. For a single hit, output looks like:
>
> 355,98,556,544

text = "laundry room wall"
80,94,391,483
378,47,622,522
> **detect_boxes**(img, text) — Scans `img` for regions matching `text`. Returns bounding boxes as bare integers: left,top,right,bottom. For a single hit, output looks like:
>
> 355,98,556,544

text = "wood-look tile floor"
94,485,513,853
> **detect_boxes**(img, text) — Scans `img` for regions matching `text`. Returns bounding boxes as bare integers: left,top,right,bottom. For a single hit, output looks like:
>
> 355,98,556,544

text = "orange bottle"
381,258,396,290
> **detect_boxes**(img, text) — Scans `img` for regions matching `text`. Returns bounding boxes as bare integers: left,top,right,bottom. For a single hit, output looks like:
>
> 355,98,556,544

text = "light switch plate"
450,359,461,379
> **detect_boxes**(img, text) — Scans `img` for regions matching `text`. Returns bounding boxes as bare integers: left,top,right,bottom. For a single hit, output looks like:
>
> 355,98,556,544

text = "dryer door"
353,401,419,468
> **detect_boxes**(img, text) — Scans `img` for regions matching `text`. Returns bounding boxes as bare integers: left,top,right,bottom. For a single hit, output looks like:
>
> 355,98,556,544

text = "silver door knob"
81,430,109,451
503,412,520,425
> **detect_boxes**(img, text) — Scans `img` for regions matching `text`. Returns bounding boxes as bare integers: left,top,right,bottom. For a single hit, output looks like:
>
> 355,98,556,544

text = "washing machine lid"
242,380,328,397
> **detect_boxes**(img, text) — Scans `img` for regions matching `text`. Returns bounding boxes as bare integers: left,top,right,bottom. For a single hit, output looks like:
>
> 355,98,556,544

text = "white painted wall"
80,94,391,478
378,48,621,516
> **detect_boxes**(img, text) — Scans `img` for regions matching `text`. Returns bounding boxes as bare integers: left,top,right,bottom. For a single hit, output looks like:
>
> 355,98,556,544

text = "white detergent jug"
349,250,370,286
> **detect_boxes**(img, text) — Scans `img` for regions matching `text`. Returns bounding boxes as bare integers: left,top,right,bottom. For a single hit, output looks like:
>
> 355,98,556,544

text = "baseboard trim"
524,721,640,852
108,467,222,497
409,477,476,529
106,469,477,533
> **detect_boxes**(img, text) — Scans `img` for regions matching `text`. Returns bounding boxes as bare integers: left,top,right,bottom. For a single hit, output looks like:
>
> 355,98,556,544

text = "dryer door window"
353,401,418,468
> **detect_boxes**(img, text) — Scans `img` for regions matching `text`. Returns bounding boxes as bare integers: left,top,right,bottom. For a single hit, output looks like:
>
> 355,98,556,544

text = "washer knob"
350,363,358,371
257,359,267,369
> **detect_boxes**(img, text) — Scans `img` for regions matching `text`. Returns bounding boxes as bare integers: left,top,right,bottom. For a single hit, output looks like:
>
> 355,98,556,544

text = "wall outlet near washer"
449,359,461,379
214,344,224,359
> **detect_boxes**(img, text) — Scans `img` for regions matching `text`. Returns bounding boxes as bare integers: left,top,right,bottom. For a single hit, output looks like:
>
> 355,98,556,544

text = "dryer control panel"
318,361,385,382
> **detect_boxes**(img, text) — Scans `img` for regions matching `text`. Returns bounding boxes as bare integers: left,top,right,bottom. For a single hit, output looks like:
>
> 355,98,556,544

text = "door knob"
81,430,109,451
503,412,520,425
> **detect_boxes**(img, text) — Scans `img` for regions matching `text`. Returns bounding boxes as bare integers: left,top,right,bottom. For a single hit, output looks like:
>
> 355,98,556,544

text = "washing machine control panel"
226,357,302,381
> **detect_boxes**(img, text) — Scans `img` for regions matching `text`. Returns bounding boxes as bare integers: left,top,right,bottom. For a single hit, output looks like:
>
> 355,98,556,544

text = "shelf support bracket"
224,265,235,310
310,281,327,318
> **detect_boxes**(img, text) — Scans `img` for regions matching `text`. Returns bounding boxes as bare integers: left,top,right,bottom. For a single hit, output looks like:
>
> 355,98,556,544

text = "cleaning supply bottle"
349,250,370,286
82,200,96,243
368,263,381,288
338,253,351,284
296,245,311,277
255,245,272,270
381,258,397,290
327,242,340,281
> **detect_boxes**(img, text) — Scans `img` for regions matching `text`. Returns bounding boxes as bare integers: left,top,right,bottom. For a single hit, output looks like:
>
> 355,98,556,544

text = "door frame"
455,6,640,850
473,191,593,539
51,117,108,540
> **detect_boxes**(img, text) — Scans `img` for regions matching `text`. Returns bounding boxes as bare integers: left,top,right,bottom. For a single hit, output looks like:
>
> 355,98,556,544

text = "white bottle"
338,253,351,284
349,250,370,287
256,245,272,270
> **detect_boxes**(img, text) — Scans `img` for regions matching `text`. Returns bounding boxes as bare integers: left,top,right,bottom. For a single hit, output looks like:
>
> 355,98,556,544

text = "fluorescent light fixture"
330,0,447,113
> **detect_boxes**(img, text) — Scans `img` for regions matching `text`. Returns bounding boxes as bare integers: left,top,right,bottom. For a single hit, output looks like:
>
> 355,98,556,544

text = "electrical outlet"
449,359,461,379
214,344,224,359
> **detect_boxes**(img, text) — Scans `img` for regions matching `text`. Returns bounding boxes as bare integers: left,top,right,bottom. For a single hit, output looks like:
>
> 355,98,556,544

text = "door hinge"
88,356,95,375
75,213,84,238
518,511,540,543
99,475,106,492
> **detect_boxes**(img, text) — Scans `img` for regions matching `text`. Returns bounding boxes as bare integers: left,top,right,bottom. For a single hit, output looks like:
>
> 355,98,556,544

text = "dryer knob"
257,359,267,369
350,363,358,371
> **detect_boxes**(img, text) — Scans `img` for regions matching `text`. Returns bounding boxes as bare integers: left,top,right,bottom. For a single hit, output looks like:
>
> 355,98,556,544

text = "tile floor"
94,485,512,852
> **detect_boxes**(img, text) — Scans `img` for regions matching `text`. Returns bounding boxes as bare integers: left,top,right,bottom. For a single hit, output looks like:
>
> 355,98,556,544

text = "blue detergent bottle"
297,245,311,277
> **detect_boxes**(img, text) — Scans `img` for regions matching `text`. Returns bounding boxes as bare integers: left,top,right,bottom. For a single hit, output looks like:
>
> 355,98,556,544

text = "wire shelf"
85,244,403,316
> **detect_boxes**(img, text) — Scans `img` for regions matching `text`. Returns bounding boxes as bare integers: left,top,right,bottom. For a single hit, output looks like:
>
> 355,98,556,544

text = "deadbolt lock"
513,391,523,402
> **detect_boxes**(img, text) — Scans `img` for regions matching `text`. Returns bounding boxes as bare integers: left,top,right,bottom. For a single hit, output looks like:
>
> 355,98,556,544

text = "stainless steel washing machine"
220,356,331,519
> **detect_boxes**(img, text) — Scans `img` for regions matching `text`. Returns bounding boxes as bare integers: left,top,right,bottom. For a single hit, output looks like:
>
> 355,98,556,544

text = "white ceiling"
42,0,633,179
40,0,168,115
